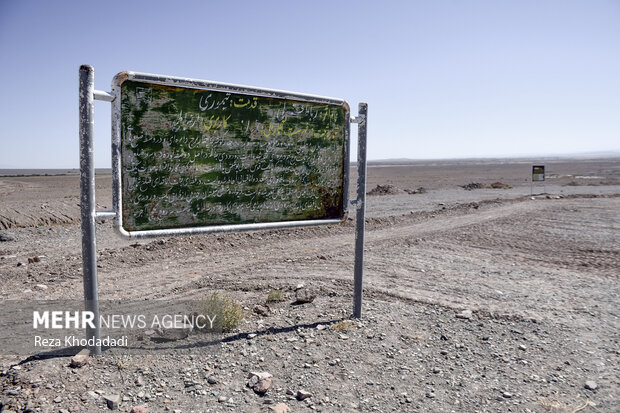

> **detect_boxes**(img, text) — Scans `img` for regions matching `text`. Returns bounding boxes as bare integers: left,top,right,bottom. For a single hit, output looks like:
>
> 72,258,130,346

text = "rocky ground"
0,158,619,412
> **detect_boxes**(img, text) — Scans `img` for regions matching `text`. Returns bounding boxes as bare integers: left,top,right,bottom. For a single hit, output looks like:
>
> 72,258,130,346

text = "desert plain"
0,157,618,412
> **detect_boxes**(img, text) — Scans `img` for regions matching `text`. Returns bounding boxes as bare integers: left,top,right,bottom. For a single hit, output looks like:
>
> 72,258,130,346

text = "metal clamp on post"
350,115,365,124
93,90,115,102
95,210,117,221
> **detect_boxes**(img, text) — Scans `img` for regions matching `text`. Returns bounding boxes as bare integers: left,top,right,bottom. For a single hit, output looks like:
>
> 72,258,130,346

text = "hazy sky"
1,0,619,168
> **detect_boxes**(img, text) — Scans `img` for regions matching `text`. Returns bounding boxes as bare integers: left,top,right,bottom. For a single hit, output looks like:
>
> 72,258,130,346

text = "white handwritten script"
120,81,346,231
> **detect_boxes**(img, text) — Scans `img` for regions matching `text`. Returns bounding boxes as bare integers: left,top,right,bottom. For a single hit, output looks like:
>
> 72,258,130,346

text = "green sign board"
116,77,349,233
532,165,545,182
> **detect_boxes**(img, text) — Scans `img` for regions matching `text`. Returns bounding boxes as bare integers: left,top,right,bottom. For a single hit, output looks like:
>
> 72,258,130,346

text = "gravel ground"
0,159,618,412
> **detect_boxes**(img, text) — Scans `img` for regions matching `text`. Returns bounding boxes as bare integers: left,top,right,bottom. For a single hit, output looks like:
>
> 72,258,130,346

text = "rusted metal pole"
352,103,368,318
79,65,101,355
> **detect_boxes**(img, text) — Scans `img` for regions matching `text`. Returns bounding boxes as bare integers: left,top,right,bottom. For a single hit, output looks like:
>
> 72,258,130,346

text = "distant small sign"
532,165,545,182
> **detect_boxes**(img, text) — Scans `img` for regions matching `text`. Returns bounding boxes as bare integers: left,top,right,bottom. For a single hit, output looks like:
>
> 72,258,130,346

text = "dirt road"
1,187,618,412
1,157,619,412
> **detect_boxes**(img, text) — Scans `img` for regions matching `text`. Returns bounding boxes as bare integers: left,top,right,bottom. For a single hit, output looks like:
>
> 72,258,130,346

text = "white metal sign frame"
110,71,352,239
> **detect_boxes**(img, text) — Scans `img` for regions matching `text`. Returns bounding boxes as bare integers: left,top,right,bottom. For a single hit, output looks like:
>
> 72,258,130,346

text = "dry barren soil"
0,158,618,413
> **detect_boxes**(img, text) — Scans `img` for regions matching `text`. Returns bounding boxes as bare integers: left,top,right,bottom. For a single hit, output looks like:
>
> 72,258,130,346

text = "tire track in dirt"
6,197,617,333
93,198,618,331
83,200,545,299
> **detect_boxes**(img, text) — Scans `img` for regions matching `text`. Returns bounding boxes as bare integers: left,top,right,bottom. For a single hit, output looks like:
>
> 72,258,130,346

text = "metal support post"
79,65,101,355
352,103,368,318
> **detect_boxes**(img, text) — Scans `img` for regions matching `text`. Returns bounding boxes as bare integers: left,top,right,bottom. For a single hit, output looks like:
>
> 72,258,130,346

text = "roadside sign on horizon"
532,165,545,182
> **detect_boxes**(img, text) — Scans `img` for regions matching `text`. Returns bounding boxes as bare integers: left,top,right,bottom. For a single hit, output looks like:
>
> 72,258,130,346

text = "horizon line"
1,151,619,171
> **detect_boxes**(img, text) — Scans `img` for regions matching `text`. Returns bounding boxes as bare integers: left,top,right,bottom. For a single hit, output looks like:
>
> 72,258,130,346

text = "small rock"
253,305,269,316
455,309,472,319
0,232,16,242
135,376,144,386
296,390,312,401
502,392,513,398
130,407,149,413
294,283,305,291
247,371,272,394
151,324,192,341
426,391,435,399
54,396,62,403
217,395,227,403
28,256,40,264
295,288,316,304
519,344,527,351
103,394,121,410
584,381,597,391
70,348,90,368
34,284,48,291
316,324,326,331
269,403,291,413
207,376,218,385
432,367,441,374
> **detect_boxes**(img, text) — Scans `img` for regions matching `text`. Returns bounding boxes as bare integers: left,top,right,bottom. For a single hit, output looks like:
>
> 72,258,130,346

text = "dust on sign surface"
120,80,348,232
